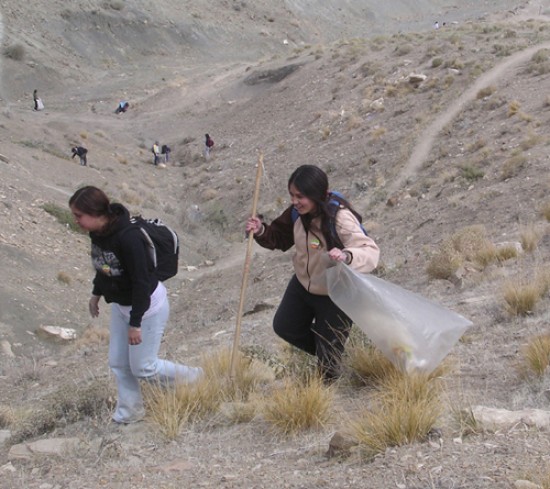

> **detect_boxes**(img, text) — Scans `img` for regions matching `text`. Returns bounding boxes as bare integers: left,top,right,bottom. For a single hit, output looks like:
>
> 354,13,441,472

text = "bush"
42,202,83,233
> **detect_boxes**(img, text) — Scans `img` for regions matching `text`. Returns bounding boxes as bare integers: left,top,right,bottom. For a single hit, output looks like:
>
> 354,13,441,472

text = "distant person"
161,144,171,163
245,165,380,381
152,141,161,165
71,146,88,166
115,101,129,114
33,89,44,111
204,133,214,158
69,186,203,424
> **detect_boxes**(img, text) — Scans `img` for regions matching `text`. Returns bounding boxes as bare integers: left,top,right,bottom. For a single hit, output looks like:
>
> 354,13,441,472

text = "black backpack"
127,216,180,281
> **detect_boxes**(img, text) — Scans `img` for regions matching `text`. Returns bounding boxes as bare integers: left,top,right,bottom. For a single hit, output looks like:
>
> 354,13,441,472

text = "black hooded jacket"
89,203,158,327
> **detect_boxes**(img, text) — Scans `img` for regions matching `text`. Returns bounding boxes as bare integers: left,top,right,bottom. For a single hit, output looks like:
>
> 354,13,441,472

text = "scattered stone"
370,97,385,111
326,432,355,458
1,340,15,357
408,73,427,86
204,260,215,266
0,462,16,473
0,154,9,163
386,196,399,207
243,301,275,316
8,437,81,460
244,64,302,85
36,325,77,341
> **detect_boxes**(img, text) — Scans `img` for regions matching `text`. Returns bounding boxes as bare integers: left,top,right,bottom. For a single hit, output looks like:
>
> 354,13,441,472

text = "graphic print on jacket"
91,243,124,277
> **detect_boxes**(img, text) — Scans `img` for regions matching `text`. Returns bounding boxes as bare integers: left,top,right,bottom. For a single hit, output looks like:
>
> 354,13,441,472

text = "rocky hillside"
2,1,550,488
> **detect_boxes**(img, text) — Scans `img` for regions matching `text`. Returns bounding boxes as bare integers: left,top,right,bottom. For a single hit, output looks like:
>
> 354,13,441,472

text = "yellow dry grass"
262,375,333,434
346,371,442,457
518,333,550,378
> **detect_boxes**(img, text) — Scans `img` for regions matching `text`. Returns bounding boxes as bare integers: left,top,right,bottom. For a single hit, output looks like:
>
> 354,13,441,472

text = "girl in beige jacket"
246,165,380,380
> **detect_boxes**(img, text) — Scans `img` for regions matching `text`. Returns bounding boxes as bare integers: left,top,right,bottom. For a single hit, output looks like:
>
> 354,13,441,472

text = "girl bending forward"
70,186,202,424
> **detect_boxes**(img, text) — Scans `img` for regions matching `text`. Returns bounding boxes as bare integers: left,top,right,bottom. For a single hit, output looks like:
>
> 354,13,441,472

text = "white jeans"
108,298,203,423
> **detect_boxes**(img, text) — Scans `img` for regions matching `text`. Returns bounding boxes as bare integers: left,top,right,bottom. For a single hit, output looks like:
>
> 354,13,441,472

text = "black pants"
273,275,352,380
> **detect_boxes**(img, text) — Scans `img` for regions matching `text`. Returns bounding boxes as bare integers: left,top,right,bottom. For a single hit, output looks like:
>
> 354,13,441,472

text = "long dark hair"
69,186,118,234
288,165,362,249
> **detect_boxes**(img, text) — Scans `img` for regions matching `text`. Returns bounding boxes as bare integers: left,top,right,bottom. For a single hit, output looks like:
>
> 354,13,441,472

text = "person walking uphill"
246,165,380,381
69,186,203,424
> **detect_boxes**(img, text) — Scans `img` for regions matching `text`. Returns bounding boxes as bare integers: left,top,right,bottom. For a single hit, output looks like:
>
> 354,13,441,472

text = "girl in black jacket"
70,186,202,424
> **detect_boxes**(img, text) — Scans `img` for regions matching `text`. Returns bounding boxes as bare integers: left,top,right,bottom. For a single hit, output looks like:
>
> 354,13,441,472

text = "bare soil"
2,1,550,488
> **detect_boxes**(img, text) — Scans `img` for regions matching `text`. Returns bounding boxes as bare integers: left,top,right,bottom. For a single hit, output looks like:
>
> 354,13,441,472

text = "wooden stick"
230,154,264,379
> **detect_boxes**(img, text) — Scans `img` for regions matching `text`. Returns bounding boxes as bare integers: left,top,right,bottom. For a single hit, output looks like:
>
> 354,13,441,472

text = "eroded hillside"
2,1,550,488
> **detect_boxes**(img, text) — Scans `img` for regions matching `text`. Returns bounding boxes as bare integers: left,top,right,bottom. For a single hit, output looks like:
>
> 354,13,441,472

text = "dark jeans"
273,275,352,380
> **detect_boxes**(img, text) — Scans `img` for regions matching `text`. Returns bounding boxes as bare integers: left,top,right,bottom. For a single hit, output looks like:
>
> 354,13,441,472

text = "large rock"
471,406,550,431
8,437,81,460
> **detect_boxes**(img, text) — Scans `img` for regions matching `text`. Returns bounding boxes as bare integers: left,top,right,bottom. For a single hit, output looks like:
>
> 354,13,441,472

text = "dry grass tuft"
540,200,550,221
347,371,442,457
427,225,497,279
75,323,110,348
452,405,482,438
518,333,550,378
144,378,221,439
0,405,17,428
344,333,398,385
476,85,496,99
502,276,546,316
10,379,115,444
144,346,271,438
201,347,270,401
500,154,527,180
520,224,543,252
495,244,519,262
277,343,318,380
262,376,333,434
56,271,72,284
426,241,464,280
507,100,521,117
370,126,387,139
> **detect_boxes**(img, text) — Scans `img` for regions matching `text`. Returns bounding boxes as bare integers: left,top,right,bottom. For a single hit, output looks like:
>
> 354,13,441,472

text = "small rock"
0,462,16,473
1,340,15,357
0,153,9,163
0,430,11,445
9,437,81,460
408,73,427,85
36,325,77,341
326,432,355,458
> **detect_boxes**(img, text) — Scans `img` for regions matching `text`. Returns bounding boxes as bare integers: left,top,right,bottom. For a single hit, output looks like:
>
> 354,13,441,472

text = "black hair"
288,165,362,249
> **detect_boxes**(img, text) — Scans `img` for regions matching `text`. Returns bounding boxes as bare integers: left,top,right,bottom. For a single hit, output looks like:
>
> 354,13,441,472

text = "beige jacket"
255,206,380,295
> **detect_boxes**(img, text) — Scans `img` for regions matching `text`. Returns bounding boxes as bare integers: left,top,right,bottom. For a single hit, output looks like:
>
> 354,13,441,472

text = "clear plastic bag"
326,263,472,374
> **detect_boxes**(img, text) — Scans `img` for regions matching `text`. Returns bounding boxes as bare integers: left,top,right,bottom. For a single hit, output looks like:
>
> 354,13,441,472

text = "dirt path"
388,39,550,195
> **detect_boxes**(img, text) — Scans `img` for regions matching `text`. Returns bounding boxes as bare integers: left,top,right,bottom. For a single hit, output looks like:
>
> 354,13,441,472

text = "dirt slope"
2,1,550,488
